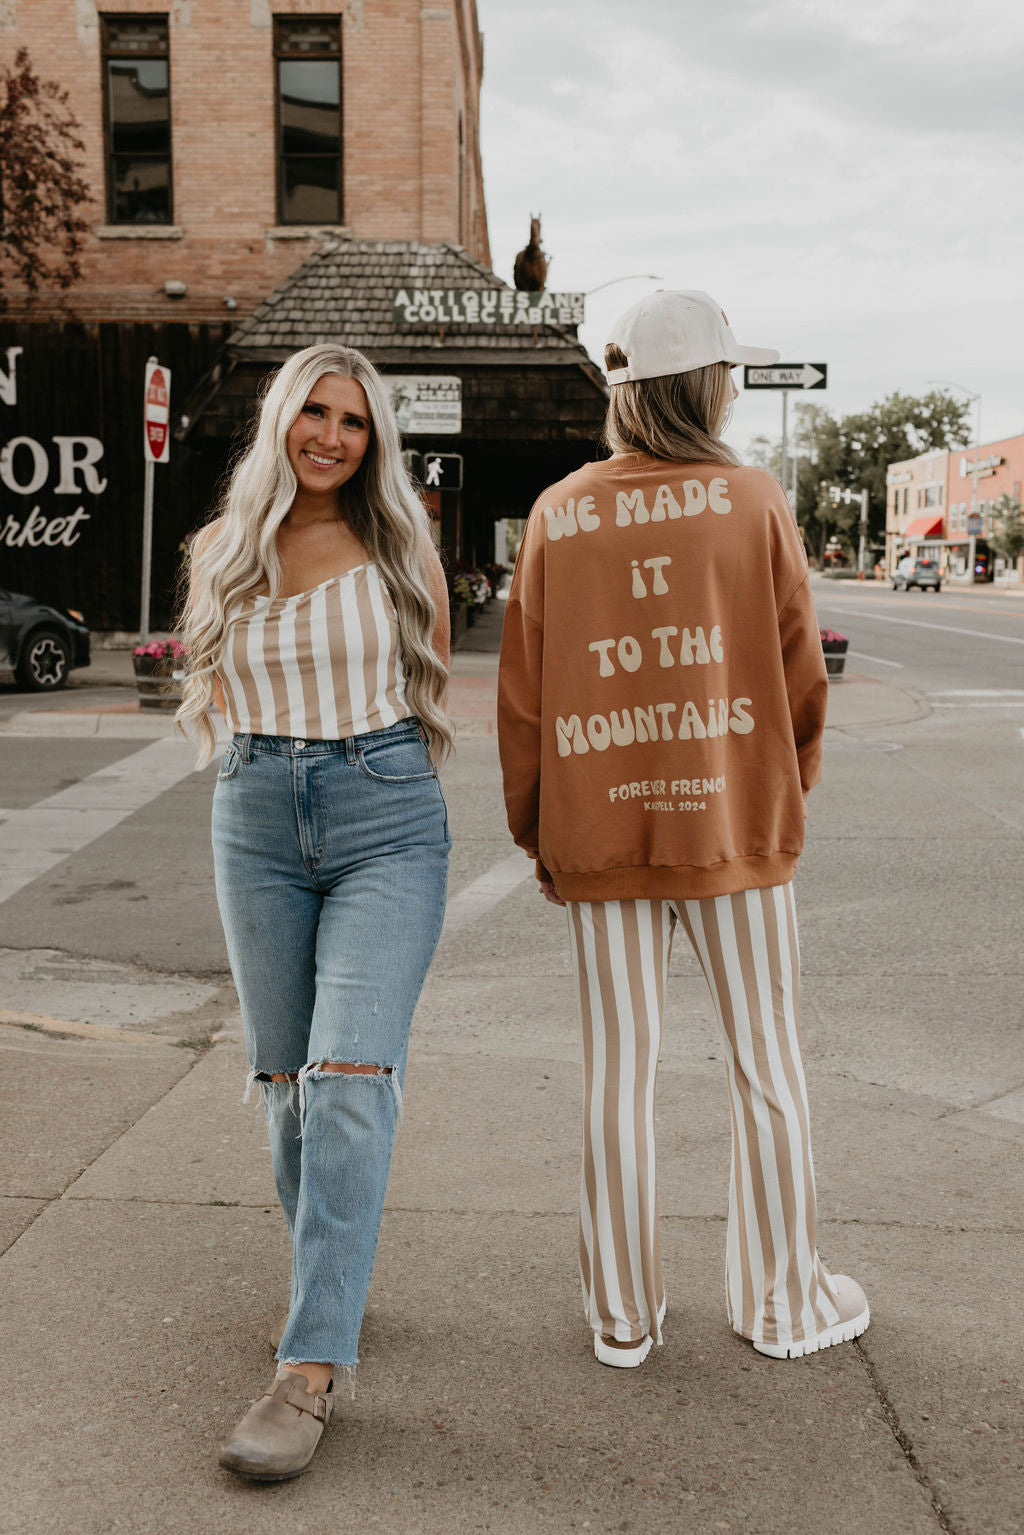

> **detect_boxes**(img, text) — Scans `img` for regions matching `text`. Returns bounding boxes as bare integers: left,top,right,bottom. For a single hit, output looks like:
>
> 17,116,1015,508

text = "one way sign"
743,363,827,391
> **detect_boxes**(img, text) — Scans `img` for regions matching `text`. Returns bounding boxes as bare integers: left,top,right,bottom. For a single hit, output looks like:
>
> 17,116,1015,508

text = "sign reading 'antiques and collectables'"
393,289,585,327
385,375,462,435
743,363,827,391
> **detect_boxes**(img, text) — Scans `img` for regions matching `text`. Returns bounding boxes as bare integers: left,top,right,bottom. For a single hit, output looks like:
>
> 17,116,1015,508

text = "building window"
102,15,172,224
275,16,342,225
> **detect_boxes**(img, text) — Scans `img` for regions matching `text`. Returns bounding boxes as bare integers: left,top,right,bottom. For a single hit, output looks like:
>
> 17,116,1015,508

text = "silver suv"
892,557,941,592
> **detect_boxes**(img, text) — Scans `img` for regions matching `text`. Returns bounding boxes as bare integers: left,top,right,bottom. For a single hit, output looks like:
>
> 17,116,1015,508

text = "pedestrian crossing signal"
421,452,463,490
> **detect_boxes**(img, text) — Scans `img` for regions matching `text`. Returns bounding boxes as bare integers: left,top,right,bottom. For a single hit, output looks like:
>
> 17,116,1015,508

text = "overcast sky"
475,0,1024,459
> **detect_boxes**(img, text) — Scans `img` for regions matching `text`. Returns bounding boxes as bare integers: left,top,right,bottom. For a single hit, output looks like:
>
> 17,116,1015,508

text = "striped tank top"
217,563,411,739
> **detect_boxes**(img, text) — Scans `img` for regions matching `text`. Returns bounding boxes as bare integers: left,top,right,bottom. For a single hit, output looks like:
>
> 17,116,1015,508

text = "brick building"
1,0,489,322
885,436,1024,582
1,2,606,631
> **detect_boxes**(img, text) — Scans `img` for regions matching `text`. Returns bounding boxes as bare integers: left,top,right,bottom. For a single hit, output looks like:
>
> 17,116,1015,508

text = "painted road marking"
442,851,533,936
0,737,196,905
847,650,904,668
816,594,1024,619
818,608,1024,645
930,689,1024,696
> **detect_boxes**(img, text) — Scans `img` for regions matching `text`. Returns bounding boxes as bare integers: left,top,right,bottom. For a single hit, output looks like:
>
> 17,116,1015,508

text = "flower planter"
821,638,849,681
132,652,185,711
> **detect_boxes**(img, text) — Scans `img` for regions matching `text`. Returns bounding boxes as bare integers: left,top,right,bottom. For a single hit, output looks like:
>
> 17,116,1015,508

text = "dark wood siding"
0,321,230,629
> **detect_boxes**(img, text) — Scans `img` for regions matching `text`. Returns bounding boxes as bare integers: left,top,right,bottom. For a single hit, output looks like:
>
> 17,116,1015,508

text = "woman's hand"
536,860,565,907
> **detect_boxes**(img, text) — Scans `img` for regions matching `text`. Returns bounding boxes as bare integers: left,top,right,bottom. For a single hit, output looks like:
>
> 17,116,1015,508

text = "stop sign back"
143,359,171,464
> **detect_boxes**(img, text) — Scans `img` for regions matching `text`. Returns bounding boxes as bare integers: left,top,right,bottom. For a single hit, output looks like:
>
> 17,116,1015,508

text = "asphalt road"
0,583,1022,1534
814,579,1024,694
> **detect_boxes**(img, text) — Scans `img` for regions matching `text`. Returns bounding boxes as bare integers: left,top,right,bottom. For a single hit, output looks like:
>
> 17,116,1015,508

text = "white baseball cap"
605,290,780,385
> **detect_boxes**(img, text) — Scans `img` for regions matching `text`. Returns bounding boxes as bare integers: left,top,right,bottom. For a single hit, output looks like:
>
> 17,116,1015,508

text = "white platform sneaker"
593,1296,668,1368
751,1275,870,1359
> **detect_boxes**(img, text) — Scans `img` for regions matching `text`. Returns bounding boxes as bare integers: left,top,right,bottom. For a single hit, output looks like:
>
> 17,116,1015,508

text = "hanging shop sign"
393,289,585,327
385,375,462,435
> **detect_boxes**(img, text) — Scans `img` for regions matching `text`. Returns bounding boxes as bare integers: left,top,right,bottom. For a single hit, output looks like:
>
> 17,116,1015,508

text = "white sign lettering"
53,436,109,494
0,350,107,554
0,347,23,406
393,288,585,327
0,506,92,548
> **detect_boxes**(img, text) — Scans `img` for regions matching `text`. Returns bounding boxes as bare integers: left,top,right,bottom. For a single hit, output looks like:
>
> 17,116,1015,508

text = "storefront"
0,323,230,631
177,238,609,572
884,452,948,576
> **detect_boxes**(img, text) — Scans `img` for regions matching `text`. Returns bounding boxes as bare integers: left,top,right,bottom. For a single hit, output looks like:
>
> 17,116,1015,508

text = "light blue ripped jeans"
211,719,450,1373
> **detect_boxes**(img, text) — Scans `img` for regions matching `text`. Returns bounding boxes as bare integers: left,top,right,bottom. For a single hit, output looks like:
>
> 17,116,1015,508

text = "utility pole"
858,488,869,577
830,484,870,576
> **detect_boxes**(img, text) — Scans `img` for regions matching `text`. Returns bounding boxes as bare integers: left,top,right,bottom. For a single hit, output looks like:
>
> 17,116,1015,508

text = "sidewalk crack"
855,1338,963,1534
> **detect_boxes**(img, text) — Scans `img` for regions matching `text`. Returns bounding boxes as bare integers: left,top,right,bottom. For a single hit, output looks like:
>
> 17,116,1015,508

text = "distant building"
885,450,948,573
0,2,604,630
885,436,1024,582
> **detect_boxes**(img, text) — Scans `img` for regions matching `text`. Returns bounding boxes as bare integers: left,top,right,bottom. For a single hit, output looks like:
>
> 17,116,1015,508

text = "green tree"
0,48,90,309
990,494,1024,571
746,390,972,567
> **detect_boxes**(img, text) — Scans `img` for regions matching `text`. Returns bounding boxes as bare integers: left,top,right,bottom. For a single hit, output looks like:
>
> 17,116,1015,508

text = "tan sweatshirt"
497,453,828,900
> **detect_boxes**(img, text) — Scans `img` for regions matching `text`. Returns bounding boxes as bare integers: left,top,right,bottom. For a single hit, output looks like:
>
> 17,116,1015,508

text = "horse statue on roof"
513,214,549,293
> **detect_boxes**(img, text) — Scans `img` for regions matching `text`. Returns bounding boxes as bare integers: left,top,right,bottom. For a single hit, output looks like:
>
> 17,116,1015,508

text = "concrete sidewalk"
2,603,1021,1534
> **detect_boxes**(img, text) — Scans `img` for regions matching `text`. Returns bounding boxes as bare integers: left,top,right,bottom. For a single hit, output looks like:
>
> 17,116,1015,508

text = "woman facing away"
497,290,869,1368
178,343,453,1480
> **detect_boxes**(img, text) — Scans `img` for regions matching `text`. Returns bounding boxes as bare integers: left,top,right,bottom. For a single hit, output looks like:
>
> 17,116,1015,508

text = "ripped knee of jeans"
242,1068,301,1116
296,1060,403,1134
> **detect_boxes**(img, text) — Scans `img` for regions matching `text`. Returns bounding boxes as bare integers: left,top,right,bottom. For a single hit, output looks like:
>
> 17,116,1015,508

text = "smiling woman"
174,343,453,1484
286,375,371,501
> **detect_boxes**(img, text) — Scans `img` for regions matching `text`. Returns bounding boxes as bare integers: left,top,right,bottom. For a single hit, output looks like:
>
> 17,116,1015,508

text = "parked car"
0,587,91,690
892,557,942,592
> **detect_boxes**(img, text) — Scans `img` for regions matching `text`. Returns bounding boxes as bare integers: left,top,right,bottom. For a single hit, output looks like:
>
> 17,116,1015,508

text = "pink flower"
133,638,189,659
819,628,847,644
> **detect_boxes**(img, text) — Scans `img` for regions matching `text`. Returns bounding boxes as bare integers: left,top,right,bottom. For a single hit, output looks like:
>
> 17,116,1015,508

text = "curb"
4,709,497,741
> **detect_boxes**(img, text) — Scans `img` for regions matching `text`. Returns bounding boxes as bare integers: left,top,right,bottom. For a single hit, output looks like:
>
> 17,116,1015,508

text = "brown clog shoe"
269,1313,289,1352
217,1372,333,1481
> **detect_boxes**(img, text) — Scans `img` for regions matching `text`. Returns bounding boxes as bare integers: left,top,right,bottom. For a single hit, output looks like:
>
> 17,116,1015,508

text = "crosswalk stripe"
442,852,533,936
0,738,196,905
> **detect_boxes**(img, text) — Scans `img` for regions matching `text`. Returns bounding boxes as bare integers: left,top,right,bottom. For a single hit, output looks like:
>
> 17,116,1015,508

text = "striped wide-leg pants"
566,883,843,1352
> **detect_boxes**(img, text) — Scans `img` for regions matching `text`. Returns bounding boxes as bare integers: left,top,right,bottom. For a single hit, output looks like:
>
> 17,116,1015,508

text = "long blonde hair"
603,348,739,467
177,344,454,766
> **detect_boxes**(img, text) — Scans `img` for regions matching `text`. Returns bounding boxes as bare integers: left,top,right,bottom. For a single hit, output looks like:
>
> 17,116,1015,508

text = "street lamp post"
929,379,982,583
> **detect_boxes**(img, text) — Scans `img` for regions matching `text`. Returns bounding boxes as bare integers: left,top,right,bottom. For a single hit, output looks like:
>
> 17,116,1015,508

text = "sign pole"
140,455,155,642
858,488,869,578
780,390,789,495
140,354,171,643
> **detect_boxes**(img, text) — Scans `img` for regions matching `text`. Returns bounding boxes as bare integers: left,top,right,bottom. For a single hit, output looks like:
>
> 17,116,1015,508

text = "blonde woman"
498,291,869,1369
179,344,452,1480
